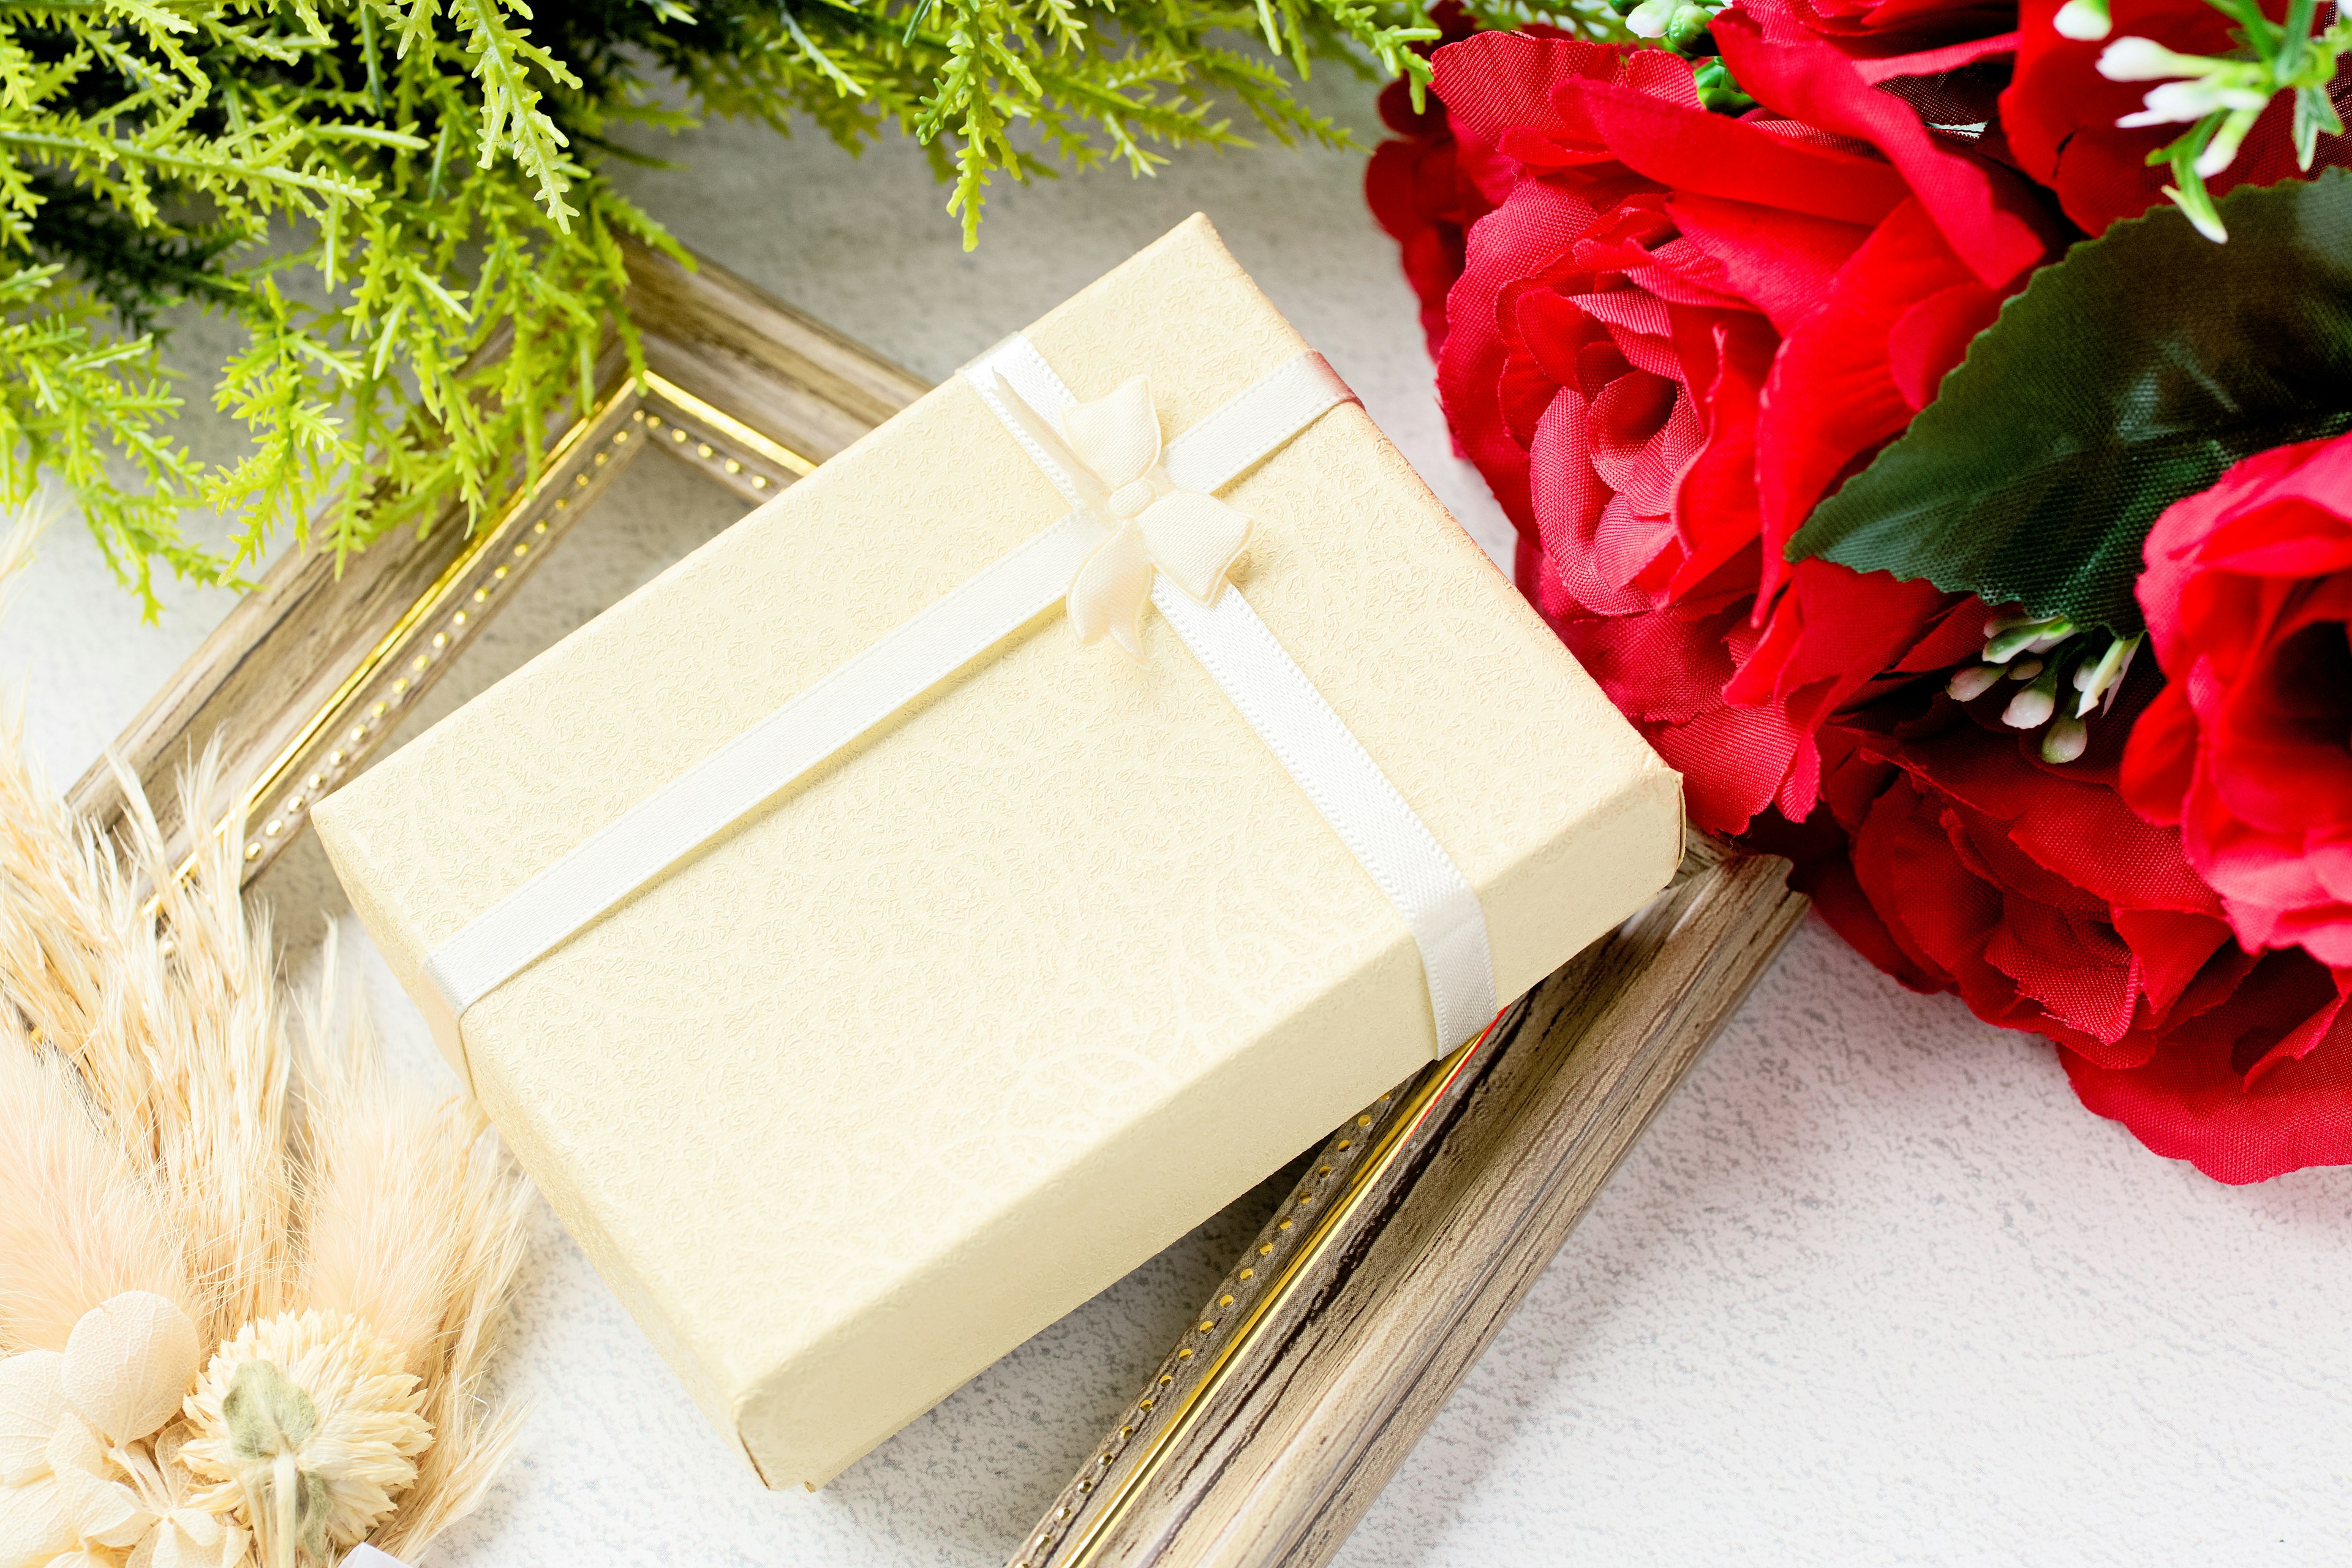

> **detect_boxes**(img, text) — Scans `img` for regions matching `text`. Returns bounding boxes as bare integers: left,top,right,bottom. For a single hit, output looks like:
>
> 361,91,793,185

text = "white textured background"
6,61,2350,1568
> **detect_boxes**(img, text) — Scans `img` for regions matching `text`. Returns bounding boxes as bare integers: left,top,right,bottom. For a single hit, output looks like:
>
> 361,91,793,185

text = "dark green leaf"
1785,169,2352,636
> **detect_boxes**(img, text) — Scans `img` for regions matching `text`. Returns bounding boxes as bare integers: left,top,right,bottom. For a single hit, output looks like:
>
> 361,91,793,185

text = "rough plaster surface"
2,66,2347,1568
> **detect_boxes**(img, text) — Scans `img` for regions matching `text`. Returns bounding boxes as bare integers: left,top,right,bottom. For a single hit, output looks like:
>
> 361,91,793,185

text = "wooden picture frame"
72,244,1808,1568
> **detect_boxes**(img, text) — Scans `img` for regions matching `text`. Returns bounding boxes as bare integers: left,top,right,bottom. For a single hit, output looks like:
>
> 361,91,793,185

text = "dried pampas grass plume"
0,739,294,1354
0,1046,192,1353
293,942,535,1564
0,510,533,1564
298,952,518,1376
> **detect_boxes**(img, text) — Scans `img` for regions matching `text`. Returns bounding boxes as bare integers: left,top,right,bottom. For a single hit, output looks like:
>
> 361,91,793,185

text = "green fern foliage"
0,0,1588,612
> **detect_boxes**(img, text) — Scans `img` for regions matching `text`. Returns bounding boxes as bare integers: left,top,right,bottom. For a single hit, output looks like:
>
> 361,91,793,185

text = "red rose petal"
1849,29,2020,82
1714,9,2052,287
1754,199,1995,605
1574,76,1912,227
1649,698,1809,834
1885,280,2001,412
1670,316,1776,598
2111,907,2234,1020
1666,193,1874,334
2062,963,2352,1185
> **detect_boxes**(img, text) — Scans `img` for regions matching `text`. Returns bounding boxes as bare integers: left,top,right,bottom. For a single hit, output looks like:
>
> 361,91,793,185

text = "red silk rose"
2000,0,2352,236
1424,27,2047,832
2124,433,2352,969
1762,0,2013,57
1746,0,2016,58
1374,20,2352,1178
1790,637,2352,1183
1365,2,1494,362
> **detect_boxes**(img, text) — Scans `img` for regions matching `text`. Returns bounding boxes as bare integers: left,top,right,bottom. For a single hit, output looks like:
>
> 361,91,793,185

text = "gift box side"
1343,411,1686,994
314,785,763,1460
1155,389,1685,1013
313,795,469,1087
725,932,1435,1487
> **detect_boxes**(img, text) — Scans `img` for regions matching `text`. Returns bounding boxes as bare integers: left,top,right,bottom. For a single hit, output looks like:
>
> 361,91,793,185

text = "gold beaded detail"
1005,1042,1491,1568
216,374,812,889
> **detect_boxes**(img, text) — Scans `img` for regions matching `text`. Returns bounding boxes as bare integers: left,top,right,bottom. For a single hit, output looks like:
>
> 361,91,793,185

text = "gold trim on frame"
161,371,819,899
1039,1018,1498,1568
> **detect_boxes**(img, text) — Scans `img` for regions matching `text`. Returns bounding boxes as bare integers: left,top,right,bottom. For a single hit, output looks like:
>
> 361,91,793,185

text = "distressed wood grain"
1014,842,1807,1568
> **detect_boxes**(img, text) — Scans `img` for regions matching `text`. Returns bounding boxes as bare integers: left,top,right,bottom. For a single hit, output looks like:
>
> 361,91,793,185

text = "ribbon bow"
998,374,1252,660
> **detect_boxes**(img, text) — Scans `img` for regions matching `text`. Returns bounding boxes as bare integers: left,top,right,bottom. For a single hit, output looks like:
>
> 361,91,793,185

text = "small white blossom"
1623,1,1672,37
2054,0,2111,39
2097,36,2217,81
2118,76,2270,127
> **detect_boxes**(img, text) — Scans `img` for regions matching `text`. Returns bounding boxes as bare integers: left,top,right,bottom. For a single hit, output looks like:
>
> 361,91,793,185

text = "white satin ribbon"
963,337,1497,1049
976,367,1250,659
421,339,1498,1051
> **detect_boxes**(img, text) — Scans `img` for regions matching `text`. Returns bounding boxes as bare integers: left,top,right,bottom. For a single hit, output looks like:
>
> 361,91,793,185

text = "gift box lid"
312,214,1682,1488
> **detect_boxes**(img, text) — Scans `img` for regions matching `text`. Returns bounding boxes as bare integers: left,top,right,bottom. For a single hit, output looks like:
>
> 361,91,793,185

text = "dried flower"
0,1351,145,1564
126,1502,246,1568
0,1052,193,1357
0,1292,251,1568
61,1294,200,1448
179,1311,429,1568
0,518,526,1566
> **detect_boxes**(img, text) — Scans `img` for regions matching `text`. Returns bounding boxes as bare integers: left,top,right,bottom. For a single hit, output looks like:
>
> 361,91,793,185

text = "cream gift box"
312,215,1683,1488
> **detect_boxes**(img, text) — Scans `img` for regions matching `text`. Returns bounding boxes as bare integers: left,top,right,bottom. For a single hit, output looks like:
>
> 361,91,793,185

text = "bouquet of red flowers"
1370,0,2352,1180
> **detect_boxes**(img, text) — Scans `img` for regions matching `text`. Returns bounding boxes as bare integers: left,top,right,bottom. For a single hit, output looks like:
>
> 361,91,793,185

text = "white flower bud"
2020,618,2076,655
2054,0,2111,39
2004,683,2056,729
1667,2,1713,37
2166,181,2231,242
2042,717,2090,764
1948,664,2005,701
2196,105,2264,177
2098,36,2214,81
1624,0,1672,36
2120,77,2269,129
1985,619,2061,662
2075,633,2143,715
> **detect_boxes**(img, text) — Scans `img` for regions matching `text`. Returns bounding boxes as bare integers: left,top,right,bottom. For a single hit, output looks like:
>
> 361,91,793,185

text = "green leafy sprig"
2075,0,2350,240
4,0,1580,615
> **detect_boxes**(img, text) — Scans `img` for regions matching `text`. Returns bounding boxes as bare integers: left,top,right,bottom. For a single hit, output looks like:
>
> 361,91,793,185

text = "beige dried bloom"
61,1294,200,1449
0,1289,229,1568
0,1348,151,1566
179,1312,428,1568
